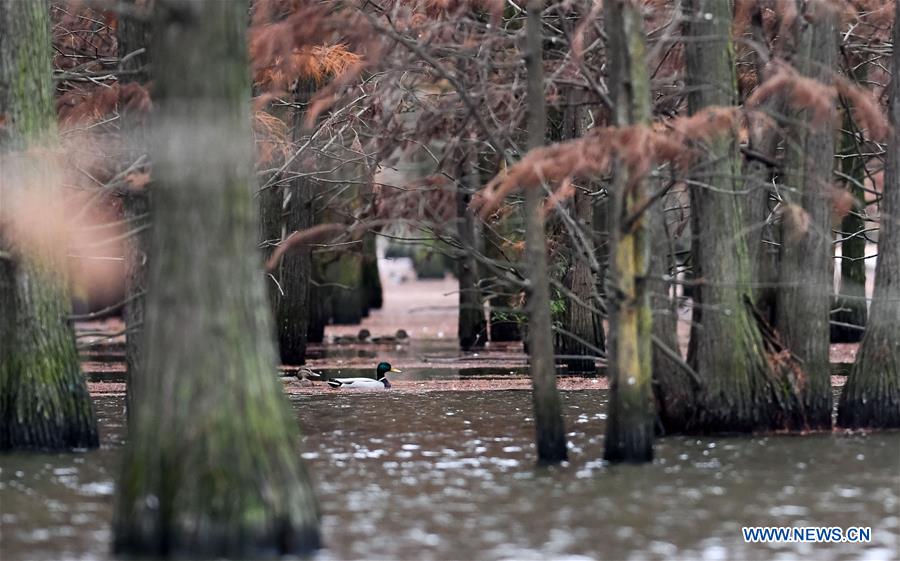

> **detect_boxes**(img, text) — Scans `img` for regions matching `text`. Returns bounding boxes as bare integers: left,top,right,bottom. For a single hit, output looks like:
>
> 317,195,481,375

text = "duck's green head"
376,362,401,379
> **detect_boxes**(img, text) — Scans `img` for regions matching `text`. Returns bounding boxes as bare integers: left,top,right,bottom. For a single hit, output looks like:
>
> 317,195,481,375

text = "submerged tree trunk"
117,0,152,418
113,1,320,556
683,0,805,433
602,0,655,463
523,0,567,464
832,67,869,343
776,2,838,430
837,7,900,429
0,0,98,450
458,153,487,350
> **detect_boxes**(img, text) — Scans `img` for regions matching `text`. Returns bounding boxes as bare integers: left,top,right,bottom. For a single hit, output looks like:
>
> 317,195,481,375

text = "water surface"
1,391,897,561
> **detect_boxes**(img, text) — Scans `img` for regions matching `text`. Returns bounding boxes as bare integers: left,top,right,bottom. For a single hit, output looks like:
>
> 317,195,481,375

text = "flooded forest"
0,0,898,560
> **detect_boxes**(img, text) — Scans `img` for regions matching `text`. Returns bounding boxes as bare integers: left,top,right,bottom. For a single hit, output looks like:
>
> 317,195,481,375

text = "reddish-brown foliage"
474,107,741,217
57,82,151,127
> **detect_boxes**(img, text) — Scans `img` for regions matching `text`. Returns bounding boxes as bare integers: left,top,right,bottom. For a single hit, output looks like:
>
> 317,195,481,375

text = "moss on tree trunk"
682,0,806,434
602,0,655,463
0,0,98,451
113,2,320,556
837,6,900,429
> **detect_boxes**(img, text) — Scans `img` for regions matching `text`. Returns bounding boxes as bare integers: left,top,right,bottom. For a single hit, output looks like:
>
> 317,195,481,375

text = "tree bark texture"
117,0,152,419
744,1,792,322
683,0,806,433
602,0,655,463
776,1,838,430
837,6,900,429
523,0,567,464
556,90,605,374
113,2,320,556
0,0,98,451
271,83,316,365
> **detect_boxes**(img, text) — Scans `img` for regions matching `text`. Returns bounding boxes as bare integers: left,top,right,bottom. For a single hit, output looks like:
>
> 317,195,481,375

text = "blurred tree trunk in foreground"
117,0,152,418
602,0,655,463
837,5,900,429
113,1,320,556
683,0,805,433
0,0,98,450
523,0,567,464
776,1,838,430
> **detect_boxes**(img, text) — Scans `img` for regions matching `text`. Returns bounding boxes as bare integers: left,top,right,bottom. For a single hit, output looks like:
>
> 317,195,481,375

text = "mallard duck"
326,362,401,390
294,367,323,386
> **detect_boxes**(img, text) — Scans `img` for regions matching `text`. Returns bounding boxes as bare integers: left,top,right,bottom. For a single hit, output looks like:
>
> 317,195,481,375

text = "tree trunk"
458,153,487,350
557,91,605,374
113,2,320,556
523,0,567,464
832,66,870,343
484,219,524,342
322,145,363,325
562,184,605,374
776,1,838,430
837,5,900,429
117,0,152,419
0,0,98,451
683,0,805,433
744,2,791,323
361,231,383,311
272,84,316,365
326,251,363,324
650,183,692,434
602,0,655,463
307,260,329,343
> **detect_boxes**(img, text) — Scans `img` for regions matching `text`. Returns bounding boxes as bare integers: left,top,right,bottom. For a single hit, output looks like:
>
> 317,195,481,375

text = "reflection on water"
1,392,898,561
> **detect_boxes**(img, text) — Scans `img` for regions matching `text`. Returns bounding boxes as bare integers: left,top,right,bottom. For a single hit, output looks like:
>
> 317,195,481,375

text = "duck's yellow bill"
390,368,402,373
